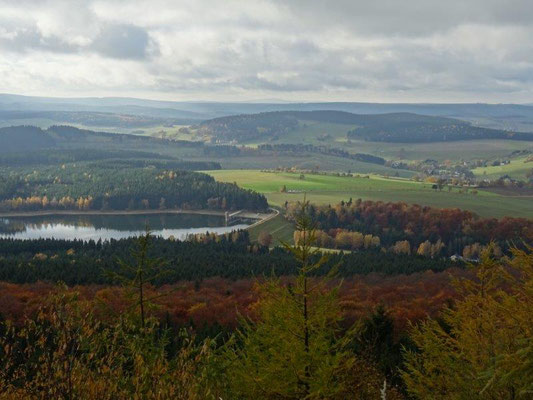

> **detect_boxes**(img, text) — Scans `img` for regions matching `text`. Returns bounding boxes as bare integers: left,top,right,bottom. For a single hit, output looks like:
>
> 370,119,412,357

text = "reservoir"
0,213,251,241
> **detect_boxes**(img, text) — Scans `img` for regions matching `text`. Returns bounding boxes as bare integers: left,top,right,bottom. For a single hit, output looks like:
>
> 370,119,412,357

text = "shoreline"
0,208,272,219
0,209,280,240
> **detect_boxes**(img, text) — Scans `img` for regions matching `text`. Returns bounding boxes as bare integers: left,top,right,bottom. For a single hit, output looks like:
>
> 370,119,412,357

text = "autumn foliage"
288,199,533,256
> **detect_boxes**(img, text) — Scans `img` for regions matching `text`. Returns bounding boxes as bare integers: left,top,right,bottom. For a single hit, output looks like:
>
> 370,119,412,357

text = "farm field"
200,154,413,177
241,120,533,162
208,170,533,219
243,120,355,146
337,138,533,162
248,213,294,244
472,156,532,180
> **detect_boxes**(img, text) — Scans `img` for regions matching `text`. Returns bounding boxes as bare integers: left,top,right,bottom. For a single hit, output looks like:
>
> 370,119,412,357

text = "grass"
472,156,532,180
243,119,533,162
248,213,295,245
244,120,356,146
208,170,533,219
6,116,531,164
201,154,414,177
138,125,207,142
336,138,533,162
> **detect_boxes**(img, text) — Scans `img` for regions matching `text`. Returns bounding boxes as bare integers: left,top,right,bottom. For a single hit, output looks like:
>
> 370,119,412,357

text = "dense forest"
345,113,533,142
1,119,532,398
287,199,533,257
0,148,219,168
0,162,267,212
0,232,456,285
201,143,386,165
198,111,300,141
198,110,533,143
258,143,386,165
0,125,205,153
0,216,531,399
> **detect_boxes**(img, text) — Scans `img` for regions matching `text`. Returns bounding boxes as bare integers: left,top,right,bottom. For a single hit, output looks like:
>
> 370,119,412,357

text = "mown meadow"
209,170,533,218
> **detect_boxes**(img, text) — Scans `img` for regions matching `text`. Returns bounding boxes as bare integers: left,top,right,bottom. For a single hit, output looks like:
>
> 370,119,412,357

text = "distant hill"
0,110,197,128
3,93,533,131
0,125,201,152
198,110,533,143
0,126,56,152
0,125,221,171
0,125,220,170
344,113,533,142
2,93,533,118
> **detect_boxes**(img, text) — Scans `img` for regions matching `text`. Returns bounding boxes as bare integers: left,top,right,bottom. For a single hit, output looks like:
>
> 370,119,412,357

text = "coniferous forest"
0,161,267,212
0,138,531,398
2,1,533,397
0,128,531,398
0,210,532,399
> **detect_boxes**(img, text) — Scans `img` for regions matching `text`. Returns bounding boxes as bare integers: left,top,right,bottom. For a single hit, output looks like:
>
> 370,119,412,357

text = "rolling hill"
0,125,203,152
198,111,533,143
0,125,222,170
0,125,410,175
4,94,533,132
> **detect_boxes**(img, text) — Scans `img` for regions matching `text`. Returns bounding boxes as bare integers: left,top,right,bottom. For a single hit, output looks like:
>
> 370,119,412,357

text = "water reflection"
0,214,250,241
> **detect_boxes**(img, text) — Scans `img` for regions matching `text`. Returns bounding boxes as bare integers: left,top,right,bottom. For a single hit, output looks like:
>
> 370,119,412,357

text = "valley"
0,96,532,399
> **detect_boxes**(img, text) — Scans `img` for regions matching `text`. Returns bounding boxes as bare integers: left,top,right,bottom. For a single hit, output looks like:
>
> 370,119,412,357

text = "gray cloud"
278,0,533,36
91,24,158,60
0,26,77,53
0,0,531,102
0,18,157,60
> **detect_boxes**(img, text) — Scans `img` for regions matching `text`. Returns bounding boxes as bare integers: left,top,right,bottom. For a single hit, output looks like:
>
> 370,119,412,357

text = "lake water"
0,213,251,241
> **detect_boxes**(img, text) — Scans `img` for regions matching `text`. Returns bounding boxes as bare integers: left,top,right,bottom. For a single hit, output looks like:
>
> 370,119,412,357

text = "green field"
244,120,355,146
242,120,533,162
472,157,532,180
336,138,533,162
248,213,295,244
208,170,533,219
201,154,412,177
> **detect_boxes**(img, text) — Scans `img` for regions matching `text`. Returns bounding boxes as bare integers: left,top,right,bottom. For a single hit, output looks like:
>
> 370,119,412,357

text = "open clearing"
243,120,533,162
472,156,532,180
337,138,533,162
208,170,533,219
202,154,414,177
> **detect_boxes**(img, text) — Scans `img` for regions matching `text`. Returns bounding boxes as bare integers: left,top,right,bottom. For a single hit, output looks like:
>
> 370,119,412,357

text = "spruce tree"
224,200,356,399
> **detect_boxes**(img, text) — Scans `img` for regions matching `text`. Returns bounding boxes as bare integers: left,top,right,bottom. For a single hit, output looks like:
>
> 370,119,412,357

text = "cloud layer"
0,0,532,102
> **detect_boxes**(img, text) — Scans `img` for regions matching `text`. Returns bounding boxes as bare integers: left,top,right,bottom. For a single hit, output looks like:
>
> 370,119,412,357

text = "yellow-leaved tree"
402,244,533,399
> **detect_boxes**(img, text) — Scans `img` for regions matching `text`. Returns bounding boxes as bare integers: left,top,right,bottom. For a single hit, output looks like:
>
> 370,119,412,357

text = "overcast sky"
1,0,532,102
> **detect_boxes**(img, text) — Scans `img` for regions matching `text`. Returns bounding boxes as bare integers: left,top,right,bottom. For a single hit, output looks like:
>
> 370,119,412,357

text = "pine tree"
223,200,398,399
106,230,168,330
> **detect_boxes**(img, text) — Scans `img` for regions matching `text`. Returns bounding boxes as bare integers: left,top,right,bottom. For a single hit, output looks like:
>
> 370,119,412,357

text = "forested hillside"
0,148,219,168
0,125,204,153
0,162,267,212
199,110,533,143
0,216,531,399
287,199,533,257
258,144,386,165
0,233,455,284
0,126,56,152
